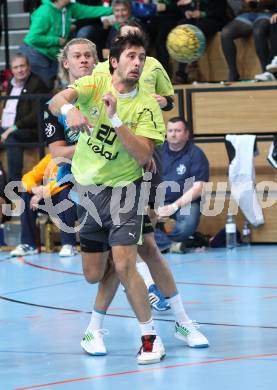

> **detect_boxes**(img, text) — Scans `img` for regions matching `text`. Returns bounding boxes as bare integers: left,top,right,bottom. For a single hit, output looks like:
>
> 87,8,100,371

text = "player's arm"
49,88,91,134
116,129,154,167
152,59,174,110
103,92,154,166
44,104,76,160
49,140,76,160
153,94,174,111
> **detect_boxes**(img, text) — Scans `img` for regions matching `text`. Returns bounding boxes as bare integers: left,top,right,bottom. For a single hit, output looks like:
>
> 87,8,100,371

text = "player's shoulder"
72,73,110,94
145,56,163,69
94,60,110,74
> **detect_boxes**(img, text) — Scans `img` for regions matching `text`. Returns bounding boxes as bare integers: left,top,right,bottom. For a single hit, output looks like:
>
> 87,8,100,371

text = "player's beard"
115,66,139,90
124,77,138,88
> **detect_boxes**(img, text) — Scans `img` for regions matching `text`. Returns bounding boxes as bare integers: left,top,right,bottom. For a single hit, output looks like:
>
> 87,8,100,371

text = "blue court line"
0,278,84,296
1,295,277,330
0,350,83,356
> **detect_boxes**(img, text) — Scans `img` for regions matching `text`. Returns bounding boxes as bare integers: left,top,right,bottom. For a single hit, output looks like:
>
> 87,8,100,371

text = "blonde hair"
58,38,98,84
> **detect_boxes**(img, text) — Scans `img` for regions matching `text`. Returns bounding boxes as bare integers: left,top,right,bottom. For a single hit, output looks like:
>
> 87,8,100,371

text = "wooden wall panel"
191,89,277,134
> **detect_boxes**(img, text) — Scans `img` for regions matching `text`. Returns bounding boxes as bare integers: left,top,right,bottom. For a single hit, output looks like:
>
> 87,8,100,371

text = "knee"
82,263,105,284
113,258,133,281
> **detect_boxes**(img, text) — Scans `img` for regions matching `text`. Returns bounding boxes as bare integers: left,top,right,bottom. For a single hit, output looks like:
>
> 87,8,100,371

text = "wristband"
171,202,179,213
11,125,17,132
110,113,123,128
60,104,75,116
162,96,174,111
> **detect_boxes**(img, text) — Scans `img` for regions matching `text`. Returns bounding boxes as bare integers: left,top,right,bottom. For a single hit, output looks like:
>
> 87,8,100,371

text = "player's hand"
102,92,117,118
66,107,91,135
152,94,167,109
30,194,42,211
157,203,178,217
31,185,44,197
145,158,157,174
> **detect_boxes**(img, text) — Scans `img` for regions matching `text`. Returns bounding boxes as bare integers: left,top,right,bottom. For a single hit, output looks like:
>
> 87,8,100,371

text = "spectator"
10,153,77,257
221,0,277,81
155,117,209,253
255,10,277,80
0,53,49,183
105,0,134,48
173,0,228,83
20,0,112,87
76,0,134,61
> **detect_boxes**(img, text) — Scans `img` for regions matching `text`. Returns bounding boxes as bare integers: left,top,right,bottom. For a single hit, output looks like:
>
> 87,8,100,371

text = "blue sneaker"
148,284,170,312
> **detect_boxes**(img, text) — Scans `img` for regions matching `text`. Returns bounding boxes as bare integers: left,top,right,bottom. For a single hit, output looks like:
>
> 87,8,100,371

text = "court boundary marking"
14,352,277,390
1,295,277,330
16,258,277,290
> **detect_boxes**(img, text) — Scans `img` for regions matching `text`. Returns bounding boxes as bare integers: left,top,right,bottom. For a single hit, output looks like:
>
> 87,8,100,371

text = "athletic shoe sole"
152,306,171,312
80,341,107,356
137,353,166,365
175,332,209,348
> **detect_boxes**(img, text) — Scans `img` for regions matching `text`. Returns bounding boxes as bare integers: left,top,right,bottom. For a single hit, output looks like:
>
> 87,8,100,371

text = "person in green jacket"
20,0,112,88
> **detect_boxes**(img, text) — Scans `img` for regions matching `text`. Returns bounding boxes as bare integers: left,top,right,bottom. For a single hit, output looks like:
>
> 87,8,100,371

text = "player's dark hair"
109,32,146,74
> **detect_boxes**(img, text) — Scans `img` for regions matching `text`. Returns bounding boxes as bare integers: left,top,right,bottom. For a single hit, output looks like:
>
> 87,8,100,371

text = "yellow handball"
166,24,206,63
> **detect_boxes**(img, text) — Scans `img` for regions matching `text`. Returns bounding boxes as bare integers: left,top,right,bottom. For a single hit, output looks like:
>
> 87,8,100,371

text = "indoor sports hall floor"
0,245,276,390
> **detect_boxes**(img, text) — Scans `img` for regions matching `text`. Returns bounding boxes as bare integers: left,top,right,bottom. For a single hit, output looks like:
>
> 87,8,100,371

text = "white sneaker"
137,335,166,365
10,244,38,257
80,329,108,356
169,242,182,253
266,56,277,73
175,321,209,348
59,245,77,257
254,71,276,81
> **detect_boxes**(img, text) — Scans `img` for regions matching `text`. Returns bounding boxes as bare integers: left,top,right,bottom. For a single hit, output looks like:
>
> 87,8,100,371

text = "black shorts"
148,148,163,209
77,179,144,253
142,214,154,235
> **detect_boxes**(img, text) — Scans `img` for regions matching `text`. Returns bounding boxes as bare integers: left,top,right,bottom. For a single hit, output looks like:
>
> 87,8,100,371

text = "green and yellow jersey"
70,73,166,187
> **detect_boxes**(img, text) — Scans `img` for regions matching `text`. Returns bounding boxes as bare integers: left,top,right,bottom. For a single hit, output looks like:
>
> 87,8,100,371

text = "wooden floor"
0,245,277,390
